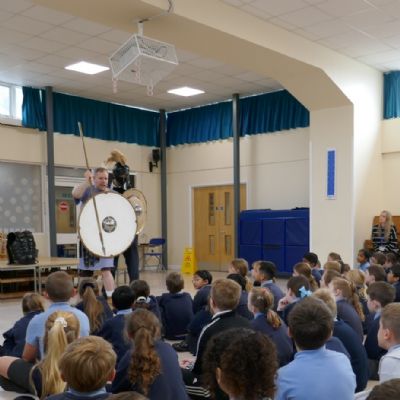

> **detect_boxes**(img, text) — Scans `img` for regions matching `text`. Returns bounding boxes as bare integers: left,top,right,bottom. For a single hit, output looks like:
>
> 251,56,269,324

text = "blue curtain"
22,87,46,131
167,101,232,146
22,88,159,146
384,71,400,119
240,90,309,135
167,90,309,146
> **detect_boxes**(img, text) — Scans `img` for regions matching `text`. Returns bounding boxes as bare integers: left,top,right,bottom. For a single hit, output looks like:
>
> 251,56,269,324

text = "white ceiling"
0,0,399,112
222,0,400,70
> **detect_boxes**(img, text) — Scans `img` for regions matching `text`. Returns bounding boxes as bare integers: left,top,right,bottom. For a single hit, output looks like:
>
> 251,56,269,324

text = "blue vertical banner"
327,149,336,199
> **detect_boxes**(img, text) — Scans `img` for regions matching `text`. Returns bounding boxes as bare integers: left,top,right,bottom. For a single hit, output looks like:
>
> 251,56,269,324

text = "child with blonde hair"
248,287,293,366
329,277,365,341
0,311,80,399
229,258,252,291
46,336,116,400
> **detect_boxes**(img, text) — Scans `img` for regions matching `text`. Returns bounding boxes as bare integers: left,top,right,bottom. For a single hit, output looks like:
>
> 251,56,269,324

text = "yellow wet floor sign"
181,247,197,274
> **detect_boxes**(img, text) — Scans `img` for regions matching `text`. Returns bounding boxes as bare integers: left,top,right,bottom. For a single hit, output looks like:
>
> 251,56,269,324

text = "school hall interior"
2,0,400,399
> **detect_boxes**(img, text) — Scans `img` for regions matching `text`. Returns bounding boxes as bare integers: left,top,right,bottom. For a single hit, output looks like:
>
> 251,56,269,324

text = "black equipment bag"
7,231,38,265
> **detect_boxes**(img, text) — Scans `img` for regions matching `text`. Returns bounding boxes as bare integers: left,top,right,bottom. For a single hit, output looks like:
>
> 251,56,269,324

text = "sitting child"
323,261,341,274
112,309,187,400
46,336,116,400
320,269,341,288
345,269,370,322
366,378,400,400
173,270,213,353
76,278,113,335
276,297,356,400
0,293,44,357
366,265,387,286
192,270,213,314
292,262,318,291
158,272,193,340
130,280,161,320
252,260,284,311
387,263,400,302
226,273,253,320
327,252,342,263
365,282,396,380
328,277,364,341
302,252,322,286
203,328,278,400
229,258,252,291
183,279,251,399
313,289,369,392
378,303,400,383
357,249,371,272
0,311,80,398
249,287,293,367
384,253,397,272
371,252,387,267
98,286,135,365
277,276,311,325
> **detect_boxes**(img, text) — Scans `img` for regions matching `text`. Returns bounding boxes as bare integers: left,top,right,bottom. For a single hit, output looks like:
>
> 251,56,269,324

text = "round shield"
79,192,137,257
123,188,147,234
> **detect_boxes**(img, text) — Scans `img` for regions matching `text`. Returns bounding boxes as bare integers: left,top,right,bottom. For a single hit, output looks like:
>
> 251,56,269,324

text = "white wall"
0,124,161,257
167,128,309,266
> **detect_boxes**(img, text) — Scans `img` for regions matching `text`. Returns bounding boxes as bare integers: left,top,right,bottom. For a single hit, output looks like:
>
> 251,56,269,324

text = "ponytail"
79,279,104,333
126,309,161,395
266,310,282,330
250,288,282,330
37,312,80,399
348,281,365,321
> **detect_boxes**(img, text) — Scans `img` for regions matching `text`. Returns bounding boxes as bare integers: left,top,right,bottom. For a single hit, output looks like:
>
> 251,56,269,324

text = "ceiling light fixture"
168,86,205,97
65,61,109,75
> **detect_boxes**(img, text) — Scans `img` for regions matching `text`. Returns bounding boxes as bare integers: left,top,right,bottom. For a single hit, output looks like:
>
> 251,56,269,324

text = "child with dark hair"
277,276,311,325
112,309,187,400
173,270,213,353
367,379,400,400
252,260,284,311
365,281,396,379
313,289,369,392
0,293,44,357
203,328,278,400
98,285,135,365
387,263,400,302
385,252,398,272
378,303,400,383
302,252,322,285
226,273,253,320
45,336,116,400
276,298,356,400
366,264,387,286
248,287,293,367
192,270,213,314
357,249,371,272
371,252,387,266
329,277,365,341
76,278,113,335
158,272,193,339
130,280,161,320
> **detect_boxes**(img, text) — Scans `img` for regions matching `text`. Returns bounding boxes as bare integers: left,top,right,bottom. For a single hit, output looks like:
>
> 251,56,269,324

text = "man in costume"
72,167,115,297
106,150,140,282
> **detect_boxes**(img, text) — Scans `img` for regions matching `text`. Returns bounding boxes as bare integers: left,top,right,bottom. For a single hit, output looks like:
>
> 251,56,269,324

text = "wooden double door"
193,184,246,271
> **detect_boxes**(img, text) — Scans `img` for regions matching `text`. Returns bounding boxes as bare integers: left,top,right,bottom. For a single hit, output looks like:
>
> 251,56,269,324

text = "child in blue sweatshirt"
158,272,193,340
0,293,44,357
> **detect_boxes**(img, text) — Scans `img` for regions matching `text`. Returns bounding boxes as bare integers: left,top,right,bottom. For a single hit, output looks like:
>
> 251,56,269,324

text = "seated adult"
371,210,398,254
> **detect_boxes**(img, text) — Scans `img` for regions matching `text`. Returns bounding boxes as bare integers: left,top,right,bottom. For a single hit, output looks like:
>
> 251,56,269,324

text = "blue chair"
143,238,166,270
